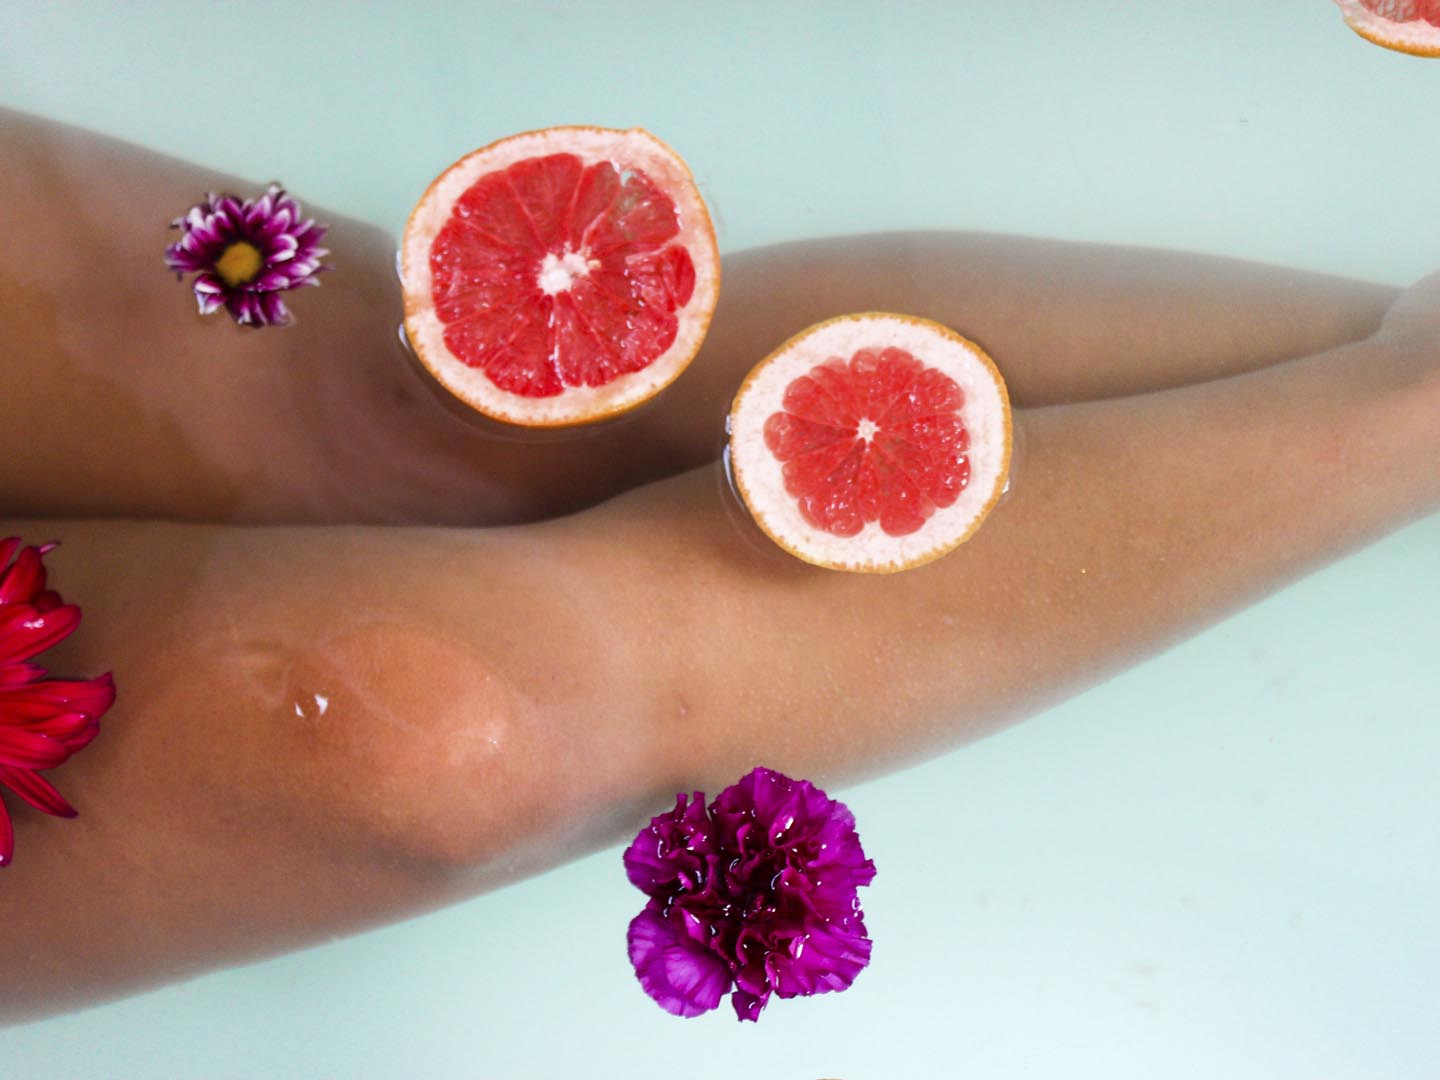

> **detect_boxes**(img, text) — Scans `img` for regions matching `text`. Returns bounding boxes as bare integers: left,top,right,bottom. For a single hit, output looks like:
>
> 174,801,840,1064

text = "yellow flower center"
214,241,264,287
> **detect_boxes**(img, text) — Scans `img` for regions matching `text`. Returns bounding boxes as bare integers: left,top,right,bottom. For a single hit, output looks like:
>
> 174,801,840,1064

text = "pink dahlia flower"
0,538,115,867
164,185,328,327
624,766,876,1021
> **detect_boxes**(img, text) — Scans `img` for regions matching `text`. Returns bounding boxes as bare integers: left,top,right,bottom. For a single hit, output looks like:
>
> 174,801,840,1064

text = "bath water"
2,2,1437,1076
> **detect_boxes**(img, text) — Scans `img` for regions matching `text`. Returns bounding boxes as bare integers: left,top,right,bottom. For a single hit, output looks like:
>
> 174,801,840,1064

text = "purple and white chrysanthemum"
624,766,877,1021
164,185,328,327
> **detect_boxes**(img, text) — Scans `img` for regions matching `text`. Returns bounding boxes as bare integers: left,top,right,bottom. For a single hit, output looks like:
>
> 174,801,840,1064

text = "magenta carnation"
164,184,328,327
624,766,876,1021
0,538,115,867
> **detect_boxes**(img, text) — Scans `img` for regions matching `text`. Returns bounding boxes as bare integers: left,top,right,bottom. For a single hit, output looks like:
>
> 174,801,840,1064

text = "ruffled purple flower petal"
623,766,876,1021
627,902,732,1018
164,184,329,328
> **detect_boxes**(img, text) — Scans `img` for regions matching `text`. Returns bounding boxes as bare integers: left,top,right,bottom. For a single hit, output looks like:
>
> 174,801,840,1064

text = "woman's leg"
2,280,1434,1022
0,109,1400,526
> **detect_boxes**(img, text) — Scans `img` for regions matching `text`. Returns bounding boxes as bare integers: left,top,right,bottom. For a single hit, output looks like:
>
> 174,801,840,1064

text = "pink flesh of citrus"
428,153,697,397
762,347,971,538
1360,0,1440,23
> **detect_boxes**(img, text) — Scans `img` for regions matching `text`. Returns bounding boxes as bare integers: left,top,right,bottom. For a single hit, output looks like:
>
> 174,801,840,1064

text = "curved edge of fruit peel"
400,125,721,428
1347,22,1440,56
1334,0,1440,56
727,311,1014,574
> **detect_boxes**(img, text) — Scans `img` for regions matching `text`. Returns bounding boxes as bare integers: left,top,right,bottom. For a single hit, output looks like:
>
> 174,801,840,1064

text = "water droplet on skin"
291,691,332,721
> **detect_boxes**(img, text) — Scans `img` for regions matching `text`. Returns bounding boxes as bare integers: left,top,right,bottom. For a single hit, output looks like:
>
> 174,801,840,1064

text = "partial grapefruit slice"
728,314,1012,574
402,127,720,427
1334,0,1440,56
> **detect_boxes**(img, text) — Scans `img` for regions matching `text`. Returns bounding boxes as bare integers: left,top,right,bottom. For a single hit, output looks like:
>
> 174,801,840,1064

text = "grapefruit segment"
729,314,1011,573
403,127,719,427
1334,0,1440,56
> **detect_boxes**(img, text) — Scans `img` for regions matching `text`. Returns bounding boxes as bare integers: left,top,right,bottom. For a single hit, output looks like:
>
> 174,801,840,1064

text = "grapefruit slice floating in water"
728,313,1012,574
402,127,720,427
1334,0,1440,56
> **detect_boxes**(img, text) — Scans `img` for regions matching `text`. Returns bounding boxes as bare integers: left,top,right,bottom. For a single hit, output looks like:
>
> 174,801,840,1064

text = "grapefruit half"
728,313,1012,574
1334,0,1440,55
402,127,720,427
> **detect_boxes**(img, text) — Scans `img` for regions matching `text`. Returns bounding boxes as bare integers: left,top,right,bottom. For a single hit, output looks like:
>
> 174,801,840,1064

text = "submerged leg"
0,108,1401,526
1,275,1434,1022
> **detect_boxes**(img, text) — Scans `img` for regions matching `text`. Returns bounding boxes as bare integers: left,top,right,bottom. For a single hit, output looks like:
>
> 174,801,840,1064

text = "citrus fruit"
727,313,1012,574
402,127,720,427
1334,0,1440,55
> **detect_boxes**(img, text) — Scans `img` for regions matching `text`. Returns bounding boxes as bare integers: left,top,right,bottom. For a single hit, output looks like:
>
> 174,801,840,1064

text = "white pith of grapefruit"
728,313,1012,574
402,126,720,427
1334,0,1440,56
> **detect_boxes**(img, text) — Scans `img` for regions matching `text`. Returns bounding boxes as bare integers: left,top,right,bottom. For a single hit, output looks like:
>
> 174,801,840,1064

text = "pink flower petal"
0,672,115,720
0,804,13,867
0,765,76,817
0,726,69,769
10,709,99,752
0,544,46,604
0,663,47,689
0,604,81,666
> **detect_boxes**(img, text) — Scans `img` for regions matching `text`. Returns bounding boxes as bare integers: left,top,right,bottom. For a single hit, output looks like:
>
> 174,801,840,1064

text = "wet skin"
1,109,1437,1021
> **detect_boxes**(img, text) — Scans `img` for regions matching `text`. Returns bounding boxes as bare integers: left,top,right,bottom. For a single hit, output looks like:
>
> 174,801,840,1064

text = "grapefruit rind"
401,126,720,427
1334,0,1440,56
728,313,1012,574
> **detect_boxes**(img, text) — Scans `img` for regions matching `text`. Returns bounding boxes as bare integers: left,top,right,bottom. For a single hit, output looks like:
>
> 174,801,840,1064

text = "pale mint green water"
2,3,1438,1077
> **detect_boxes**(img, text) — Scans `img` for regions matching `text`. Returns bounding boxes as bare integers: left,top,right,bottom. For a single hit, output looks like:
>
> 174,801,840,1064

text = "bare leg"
0,109,1399,525
2,283,1434,1022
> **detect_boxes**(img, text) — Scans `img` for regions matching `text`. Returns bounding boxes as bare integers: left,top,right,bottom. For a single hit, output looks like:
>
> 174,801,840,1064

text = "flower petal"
0,543,46,604
0,765,76,817
0,726,69,769
259,292,291,326
0,802,13,866
0,604,81,666
268,233,299,261
766,915,873,999
0,662,47,689
0,672,115,721
730,988,768,1022
624,791,712,896
627,903,731,1018
8,708,100,754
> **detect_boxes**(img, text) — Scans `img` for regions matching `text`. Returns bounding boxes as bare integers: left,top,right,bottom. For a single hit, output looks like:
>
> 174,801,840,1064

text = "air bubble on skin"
396,321,418,360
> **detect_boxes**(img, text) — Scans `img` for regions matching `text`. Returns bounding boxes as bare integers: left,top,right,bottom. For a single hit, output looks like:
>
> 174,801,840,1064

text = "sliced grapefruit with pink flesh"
1334,0,1440,55
728,313,1012,574
402,127,720,427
